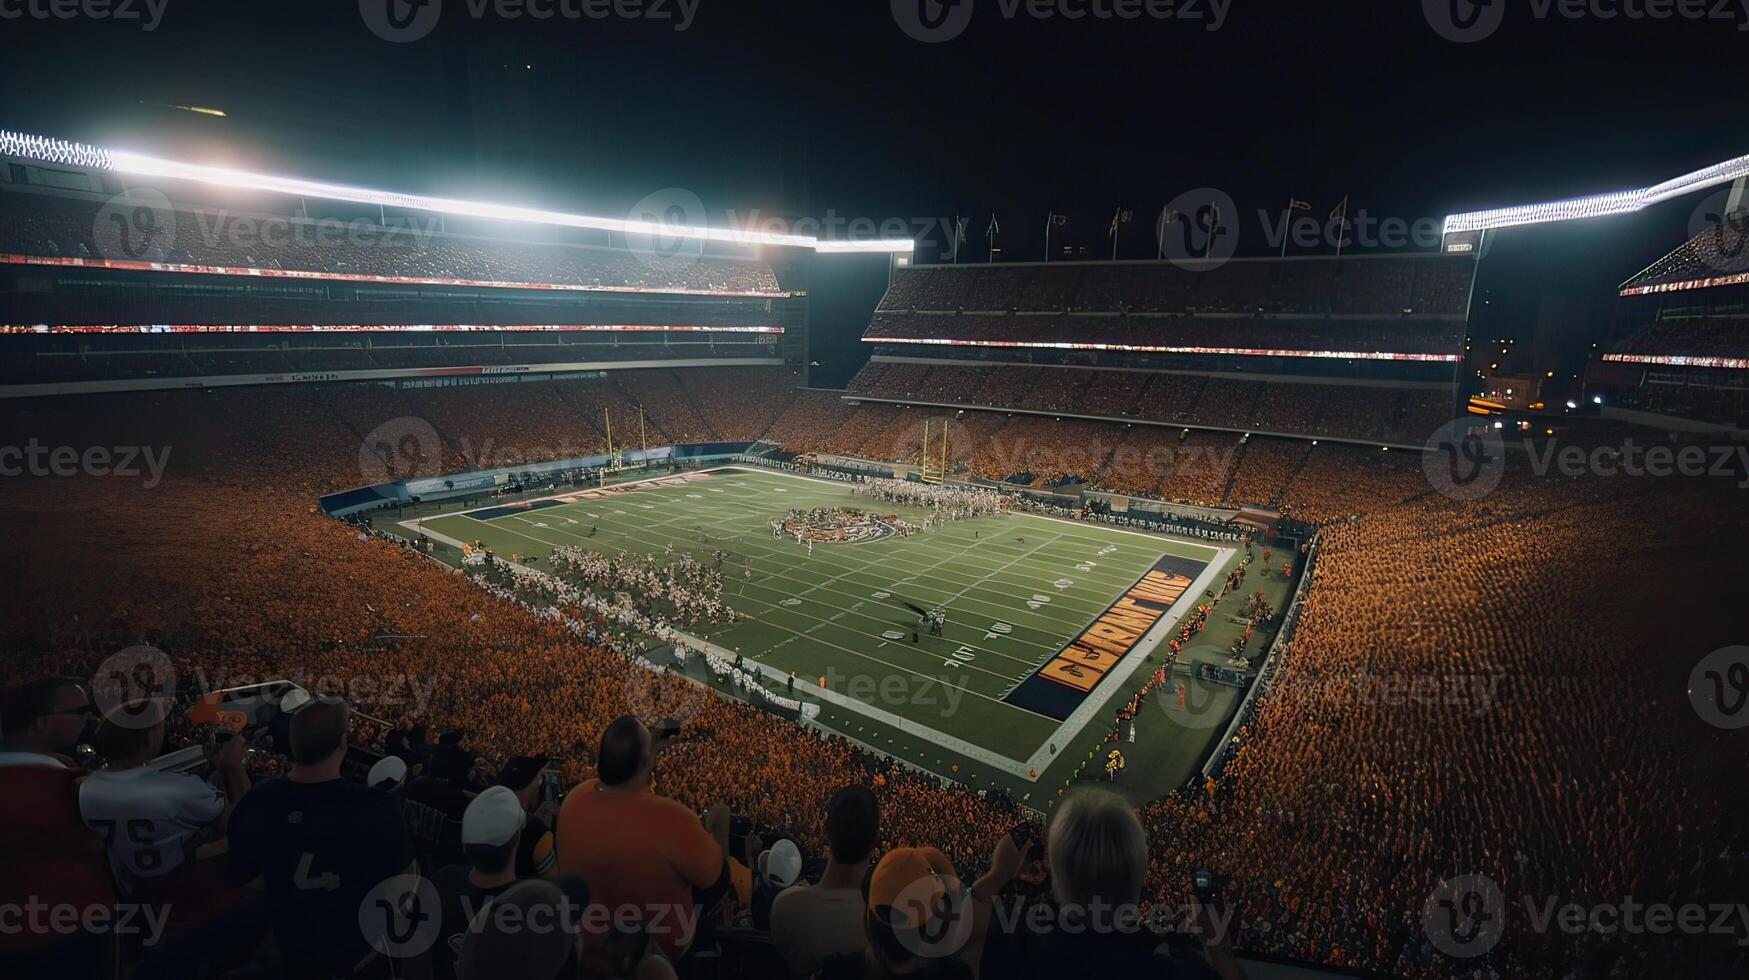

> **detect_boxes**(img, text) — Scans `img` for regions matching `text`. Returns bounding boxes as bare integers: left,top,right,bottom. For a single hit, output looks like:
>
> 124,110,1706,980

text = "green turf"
405,467,1241,790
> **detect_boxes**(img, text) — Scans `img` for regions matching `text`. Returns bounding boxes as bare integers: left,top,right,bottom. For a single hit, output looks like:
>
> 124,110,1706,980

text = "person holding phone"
494,755,558,878
972,789,1242,980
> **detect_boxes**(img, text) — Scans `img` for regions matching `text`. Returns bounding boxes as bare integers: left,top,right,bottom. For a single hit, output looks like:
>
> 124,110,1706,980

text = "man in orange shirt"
554,715,730,962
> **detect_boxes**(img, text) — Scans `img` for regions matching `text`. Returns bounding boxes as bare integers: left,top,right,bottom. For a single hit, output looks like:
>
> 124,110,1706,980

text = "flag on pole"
1329,195,1349,222
1108,208,1133,236
1288,198,1311,212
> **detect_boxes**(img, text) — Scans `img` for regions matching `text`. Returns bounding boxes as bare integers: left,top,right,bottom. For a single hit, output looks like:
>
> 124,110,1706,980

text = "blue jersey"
229,777,415,972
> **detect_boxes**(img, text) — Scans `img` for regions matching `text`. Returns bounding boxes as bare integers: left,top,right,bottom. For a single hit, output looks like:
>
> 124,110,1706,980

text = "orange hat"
867,846,957,924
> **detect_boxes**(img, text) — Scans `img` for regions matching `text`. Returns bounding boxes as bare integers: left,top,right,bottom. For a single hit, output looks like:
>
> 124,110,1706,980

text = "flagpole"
1157,206,1167,260
1334,195,1350,258
1044,212,1052,263
1280,200,1291,259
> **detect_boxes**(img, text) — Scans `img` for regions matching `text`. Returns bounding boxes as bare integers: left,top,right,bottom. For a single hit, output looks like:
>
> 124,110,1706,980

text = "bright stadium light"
108,150,826,249
1444,151,1749,234
0,131,914,255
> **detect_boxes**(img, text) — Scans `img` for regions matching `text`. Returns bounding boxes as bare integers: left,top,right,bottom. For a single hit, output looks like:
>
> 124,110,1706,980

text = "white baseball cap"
367,756,408,790
758,839,803,888
462,785,526,847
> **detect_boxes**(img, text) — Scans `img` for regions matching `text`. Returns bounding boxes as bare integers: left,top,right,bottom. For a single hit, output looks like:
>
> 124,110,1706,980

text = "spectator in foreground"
977,789,1237,979
227,696,419,980
771,784,880,979
814,846,975,980
454,879,575,980
494,755,559,877
431,784,587,980
0,678,111,976
80,699,248,889
554,715,729,962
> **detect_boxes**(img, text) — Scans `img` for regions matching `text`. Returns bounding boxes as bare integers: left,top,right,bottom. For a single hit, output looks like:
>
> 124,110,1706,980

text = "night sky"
1,0,1741,383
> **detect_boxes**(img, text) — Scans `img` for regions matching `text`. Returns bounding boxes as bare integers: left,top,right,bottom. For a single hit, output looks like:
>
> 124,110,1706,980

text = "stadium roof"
0,130,915,255
1443,150,1749,235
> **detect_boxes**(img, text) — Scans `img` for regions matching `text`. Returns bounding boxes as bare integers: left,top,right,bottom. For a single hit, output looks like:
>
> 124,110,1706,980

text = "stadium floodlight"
812,239,919,254
0,130,914,255
1444,151,1749,235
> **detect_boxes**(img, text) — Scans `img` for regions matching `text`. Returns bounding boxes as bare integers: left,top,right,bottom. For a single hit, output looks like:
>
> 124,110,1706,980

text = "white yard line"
405,465,1240,782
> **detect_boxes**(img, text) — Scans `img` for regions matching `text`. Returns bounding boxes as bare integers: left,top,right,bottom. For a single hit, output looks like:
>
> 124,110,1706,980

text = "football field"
408,468,1235,785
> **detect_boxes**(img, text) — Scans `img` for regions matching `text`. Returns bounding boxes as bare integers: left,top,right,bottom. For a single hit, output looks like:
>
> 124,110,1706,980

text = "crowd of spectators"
863,312,1467,358
0,187,783,296
876,256,1475,318
845,362,1451,445
2,372,1745,978
1618,208,1749,290
1607,314,1749,364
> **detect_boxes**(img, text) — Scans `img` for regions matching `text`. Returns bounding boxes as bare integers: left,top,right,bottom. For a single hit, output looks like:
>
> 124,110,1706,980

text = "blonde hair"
1046,789,1148,911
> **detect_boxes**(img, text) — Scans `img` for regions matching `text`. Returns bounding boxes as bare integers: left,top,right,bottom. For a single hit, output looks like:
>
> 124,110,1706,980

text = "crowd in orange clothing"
3,380,1746,978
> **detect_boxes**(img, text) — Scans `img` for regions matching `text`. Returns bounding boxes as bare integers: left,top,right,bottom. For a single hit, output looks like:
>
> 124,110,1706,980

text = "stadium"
1,9,1746,980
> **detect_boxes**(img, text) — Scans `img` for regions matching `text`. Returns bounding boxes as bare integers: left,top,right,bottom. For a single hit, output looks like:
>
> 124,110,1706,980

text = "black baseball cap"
495,755,547,791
